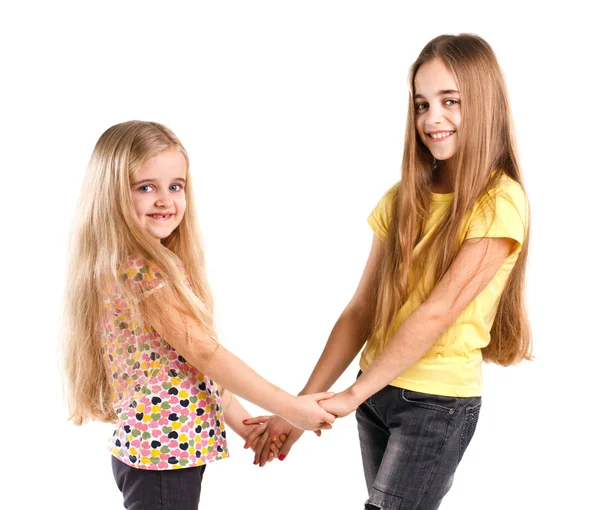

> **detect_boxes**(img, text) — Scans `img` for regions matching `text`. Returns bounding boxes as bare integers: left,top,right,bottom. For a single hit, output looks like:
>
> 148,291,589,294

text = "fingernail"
242,419,248,423
278,454,286,461
253,460,258,465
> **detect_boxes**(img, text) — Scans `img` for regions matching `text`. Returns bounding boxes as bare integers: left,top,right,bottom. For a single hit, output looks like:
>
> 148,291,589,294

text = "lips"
147,214,174,220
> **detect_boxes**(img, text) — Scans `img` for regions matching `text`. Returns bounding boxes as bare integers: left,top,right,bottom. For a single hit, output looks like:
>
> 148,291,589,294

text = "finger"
264,450,275,466
321,410,337,424
272,436,283,449
244,422,267,449
243,415,271,426
260,441,276,467
313,430,321,437
277,430,301,460
313,419,336,432
254,429,271,465
259,432,275,466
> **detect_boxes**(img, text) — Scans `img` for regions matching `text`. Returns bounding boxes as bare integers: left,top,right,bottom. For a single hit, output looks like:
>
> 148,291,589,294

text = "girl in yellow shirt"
246,33,531,509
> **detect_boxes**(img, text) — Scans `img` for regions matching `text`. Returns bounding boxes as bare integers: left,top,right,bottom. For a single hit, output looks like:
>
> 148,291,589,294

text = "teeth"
430,132,453,140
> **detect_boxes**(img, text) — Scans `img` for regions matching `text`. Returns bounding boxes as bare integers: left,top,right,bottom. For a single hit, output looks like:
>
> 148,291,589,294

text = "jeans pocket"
459,403,481,462
401,389,458,414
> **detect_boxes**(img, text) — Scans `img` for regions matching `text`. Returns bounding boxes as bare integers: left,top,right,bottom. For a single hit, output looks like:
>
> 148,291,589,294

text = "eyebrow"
131,177,187,186
414,89,460,100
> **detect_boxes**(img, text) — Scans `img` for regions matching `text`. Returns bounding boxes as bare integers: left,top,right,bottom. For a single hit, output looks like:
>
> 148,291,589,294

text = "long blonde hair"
373,34,531,365
62,120,217,424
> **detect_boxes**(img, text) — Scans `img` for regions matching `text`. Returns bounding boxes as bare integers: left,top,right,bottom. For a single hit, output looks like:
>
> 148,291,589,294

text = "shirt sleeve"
464,178,528,247
119,255,166,301
367,183,400,240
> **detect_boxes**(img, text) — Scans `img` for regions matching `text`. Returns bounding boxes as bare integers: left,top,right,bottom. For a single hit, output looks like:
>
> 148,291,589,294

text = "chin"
431,150,456,161
151,230,174,240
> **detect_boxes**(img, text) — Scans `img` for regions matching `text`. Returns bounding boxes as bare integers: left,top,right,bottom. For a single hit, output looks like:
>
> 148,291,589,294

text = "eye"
415,102,428,112
444,99,460,106
169,184,183,192
138,184,153,193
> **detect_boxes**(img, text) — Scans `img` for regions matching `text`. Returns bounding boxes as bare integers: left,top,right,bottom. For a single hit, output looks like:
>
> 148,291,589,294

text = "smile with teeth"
148,214,173,220
428,131,455,141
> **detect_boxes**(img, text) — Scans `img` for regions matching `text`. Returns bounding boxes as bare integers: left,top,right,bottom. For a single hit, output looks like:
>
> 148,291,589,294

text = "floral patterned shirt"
101,255,228,470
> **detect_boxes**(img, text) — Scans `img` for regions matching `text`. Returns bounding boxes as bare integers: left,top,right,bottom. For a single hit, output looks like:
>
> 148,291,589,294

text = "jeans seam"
459,404,481,461
414,409,454,509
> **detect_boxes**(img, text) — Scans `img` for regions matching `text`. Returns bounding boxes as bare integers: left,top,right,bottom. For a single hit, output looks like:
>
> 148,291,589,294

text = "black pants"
357,382,481,509
112,456,206,510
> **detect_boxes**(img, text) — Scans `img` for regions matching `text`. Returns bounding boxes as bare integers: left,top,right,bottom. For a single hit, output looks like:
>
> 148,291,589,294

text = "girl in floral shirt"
62,120,335,509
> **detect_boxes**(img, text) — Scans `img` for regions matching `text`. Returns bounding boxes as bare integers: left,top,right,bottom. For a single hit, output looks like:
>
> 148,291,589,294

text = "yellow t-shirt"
359,174,529,397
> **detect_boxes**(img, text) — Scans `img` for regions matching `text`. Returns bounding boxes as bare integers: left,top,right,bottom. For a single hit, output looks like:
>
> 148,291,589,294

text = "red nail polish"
278,454,286,461
253,460,258,465
242,419,248,423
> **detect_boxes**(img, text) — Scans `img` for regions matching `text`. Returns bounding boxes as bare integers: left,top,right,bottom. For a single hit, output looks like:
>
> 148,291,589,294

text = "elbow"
185,337,221,372
422,301,455,330
342,303,374,329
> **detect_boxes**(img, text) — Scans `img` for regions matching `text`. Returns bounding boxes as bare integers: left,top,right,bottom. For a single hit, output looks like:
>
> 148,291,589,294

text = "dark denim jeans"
112,456,206,510
356,382,481,509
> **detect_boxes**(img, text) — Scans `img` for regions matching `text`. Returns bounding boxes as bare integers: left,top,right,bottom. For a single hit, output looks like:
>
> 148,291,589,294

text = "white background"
1,1,598,508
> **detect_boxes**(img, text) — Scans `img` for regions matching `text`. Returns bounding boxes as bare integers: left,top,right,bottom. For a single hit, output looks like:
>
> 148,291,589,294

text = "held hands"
242,420,288,465
243,415,302,466
243,391,336,467
282,392,337,432
243,390,362,466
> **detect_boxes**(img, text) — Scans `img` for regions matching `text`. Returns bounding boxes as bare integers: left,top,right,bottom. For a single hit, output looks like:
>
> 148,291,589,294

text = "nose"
155,189,173,207
424,103,445,126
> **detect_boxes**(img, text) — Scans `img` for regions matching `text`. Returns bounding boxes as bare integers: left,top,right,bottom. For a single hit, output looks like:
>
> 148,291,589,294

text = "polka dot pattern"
101,255,228,470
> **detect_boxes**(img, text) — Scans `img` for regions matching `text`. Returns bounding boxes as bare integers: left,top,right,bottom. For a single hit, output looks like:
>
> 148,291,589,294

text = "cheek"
130,195,145,219
452,111,461,129
415,118,427,142
176,196,186,216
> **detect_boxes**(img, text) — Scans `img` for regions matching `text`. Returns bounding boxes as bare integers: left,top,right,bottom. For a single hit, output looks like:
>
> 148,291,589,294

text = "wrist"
347,382,367,407
273,392,297,420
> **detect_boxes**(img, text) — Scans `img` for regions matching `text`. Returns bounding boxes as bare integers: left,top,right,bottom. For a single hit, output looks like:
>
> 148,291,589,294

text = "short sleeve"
119,255,166,301
465,177,528,247
367,183,400,240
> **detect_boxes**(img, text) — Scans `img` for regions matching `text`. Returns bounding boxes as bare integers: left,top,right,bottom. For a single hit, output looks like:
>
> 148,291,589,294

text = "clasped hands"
242,388,359,467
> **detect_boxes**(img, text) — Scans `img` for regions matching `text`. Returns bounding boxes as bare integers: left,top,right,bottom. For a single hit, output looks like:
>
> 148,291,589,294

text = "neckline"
430,190,454,202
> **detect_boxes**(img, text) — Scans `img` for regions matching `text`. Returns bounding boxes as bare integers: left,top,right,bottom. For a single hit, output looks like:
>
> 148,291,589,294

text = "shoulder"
367,181,401,239
473,173,528,215
118,255,163,281
118,255,166,294
384,180,402,200
489,173,527,204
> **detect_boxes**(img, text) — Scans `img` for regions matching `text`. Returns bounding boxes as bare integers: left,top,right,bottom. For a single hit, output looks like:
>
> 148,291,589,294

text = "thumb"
242,415,271,426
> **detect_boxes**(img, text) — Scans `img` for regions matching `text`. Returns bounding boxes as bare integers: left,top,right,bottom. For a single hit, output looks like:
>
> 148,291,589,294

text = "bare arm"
320,236,516,417
140,288,335,431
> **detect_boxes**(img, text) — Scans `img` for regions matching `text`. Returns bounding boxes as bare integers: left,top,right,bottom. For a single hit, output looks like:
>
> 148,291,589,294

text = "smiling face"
130,148,187,241
414,57,461,162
